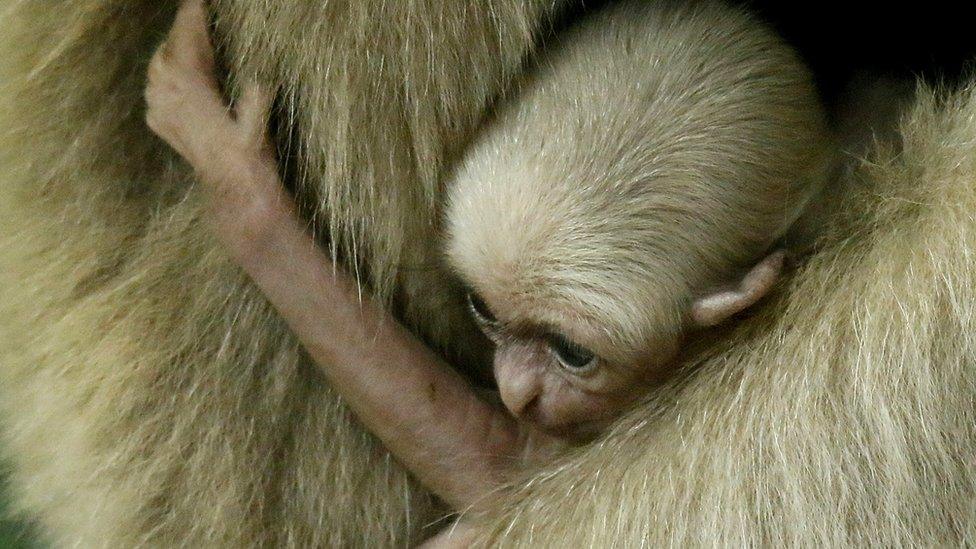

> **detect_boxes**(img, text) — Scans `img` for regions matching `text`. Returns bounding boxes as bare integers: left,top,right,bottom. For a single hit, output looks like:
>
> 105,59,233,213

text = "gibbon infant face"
444,1,831,438
455,250,785,438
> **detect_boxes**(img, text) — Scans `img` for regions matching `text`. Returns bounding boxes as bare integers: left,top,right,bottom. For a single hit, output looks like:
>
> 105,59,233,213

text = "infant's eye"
466,292,497,326
547,333,597,374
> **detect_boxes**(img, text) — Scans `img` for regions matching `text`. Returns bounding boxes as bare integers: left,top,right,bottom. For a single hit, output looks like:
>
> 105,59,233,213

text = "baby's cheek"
543,378,622,424
581,376,650,417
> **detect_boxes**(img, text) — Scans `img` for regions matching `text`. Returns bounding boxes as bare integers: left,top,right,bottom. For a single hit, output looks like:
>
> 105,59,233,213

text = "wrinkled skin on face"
460,251,785,438
439,0,805,439
466,291,662,438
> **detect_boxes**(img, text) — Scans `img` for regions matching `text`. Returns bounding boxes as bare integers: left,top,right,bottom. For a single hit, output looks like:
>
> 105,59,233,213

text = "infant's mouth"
535,418,611,442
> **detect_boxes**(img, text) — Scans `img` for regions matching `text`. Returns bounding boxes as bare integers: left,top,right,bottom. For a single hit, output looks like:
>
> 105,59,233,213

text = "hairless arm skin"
145,0,559,527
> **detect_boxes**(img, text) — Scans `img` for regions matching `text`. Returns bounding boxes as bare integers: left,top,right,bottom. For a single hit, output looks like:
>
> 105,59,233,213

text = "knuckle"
146,61,164,84
144,78,163,101
144,107,164,132
147,62,177,92
144,111,159,133
146,118,171,141
154,44,174,68
144,96,170,127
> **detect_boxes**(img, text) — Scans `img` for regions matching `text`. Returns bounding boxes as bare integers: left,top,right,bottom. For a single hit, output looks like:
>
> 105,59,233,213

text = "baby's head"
444,0,833,437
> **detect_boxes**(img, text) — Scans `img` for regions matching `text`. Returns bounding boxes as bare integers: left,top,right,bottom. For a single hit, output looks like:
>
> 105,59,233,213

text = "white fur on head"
446,0,832,361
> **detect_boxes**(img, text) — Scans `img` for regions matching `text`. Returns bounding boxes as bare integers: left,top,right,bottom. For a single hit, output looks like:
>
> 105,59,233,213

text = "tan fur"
446,0,831,365
0,0,973,547
0,0,560,545
470,81,976,544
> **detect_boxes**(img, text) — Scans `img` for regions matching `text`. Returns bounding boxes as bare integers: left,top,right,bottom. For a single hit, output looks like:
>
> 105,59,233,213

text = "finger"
236,83,273,145
145,0,223,113
168,0,216,72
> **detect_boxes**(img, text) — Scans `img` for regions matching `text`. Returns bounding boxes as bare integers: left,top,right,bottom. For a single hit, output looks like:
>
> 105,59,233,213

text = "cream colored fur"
0,0,558,545
471,82,976,544
0,0,973,547
446,1,830,363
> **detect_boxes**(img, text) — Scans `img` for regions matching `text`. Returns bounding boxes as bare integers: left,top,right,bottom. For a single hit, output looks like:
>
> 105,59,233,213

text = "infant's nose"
496,371,542,420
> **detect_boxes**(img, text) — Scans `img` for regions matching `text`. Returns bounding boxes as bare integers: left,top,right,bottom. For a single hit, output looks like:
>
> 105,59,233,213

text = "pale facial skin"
464,291,661,438
464,243,785,438
145,1,784,541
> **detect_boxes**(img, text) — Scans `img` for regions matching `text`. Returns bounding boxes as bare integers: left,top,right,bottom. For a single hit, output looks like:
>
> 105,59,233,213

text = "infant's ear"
690,250,786,328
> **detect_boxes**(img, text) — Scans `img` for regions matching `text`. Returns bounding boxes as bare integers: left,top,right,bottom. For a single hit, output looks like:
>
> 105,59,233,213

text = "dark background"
749,2,976,103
